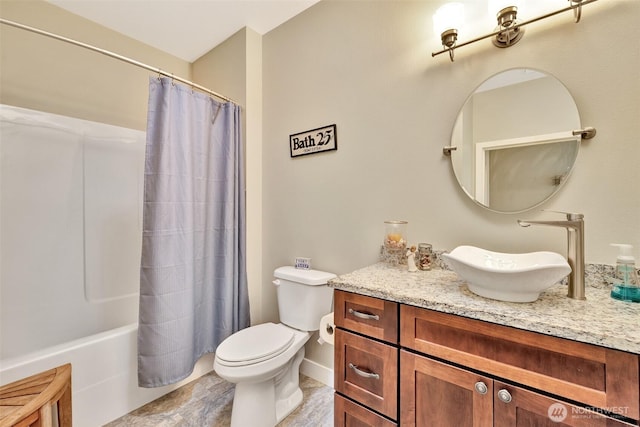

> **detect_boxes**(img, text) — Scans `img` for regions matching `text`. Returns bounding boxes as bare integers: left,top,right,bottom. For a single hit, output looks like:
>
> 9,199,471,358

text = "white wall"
262,0,640,367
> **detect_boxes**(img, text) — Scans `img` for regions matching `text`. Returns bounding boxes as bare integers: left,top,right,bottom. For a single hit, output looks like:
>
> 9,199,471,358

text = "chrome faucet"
517,212,585,300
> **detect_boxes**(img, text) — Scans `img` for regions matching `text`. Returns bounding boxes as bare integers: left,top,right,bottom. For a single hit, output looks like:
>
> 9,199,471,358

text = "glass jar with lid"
417,243,433,271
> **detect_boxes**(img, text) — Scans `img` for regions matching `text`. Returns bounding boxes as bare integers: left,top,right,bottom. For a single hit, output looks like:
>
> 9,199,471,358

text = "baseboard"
300,358,334,387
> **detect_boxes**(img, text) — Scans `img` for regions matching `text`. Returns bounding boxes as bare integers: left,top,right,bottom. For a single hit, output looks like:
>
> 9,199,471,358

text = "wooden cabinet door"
493,381,636,427
400,350,493,427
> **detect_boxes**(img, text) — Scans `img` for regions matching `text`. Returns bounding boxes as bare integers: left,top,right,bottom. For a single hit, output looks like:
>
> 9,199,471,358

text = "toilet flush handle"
272,279,281,286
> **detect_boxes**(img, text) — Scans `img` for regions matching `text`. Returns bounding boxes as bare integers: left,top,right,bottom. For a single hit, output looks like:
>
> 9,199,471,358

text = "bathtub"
0,324,214,426
0,104,213,425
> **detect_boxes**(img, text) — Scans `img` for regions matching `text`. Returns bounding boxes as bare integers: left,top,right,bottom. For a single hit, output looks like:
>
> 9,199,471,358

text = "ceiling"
46,0,320,63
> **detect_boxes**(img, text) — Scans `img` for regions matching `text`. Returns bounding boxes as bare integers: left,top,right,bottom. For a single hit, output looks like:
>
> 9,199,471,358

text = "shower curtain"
138,77,250,387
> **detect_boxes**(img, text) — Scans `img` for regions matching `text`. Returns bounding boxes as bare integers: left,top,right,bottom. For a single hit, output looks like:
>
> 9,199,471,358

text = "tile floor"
104,372,334,427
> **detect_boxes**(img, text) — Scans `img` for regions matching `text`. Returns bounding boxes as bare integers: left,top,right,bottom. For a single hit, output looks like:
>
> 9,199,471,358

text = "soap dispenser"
610,244,640,302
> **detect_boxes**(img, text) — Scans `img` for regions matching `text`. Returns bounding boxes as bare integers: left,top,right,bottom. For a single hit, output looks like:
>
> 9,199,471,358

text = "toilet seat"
215,323,295,367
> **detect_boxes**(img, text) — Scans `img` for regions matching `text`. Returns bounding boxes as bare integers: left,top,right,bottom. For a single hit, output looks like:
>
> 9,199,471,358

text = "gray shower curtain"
138,77,250,387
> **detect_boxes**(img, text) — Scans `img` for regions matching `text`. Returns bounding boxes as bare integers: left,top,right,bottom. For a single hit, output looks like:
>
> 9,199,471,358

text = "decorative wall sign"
289,124,337,158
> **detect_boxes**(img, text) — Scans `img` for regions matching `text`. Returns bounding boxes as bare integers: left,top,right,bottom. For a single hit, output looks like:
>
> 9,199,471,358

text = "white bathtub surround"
0,105,145,361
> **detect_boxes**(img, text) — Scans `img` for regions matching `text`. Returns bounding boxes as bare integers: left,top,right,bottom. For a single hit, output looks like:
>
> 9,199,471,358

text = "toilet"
214,266,336,427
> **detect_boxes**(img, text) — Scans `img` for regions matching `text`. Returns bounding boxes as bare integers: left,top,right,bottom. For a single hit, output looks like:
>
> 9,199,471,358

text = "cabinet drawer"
400,305,640,421
335,394,397,427
335,329,398,419
334,290,398,344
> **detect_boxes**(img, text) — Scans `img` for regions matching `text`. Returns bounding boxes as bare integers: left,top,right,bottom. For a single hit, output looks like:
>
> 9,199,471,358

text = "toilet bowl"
214,323,311,426
214,322,310,383
213,266,335,427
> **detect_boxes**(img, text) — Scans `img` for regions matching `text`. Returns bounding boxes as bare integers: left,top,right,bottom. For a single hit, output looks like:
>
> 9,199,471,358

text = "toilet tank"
273,266,336,331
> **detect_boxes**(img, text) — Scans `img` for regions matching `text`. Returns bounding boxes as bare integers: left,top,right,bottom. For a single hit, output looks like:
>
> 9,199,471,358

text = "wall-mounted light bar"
432,0,599,62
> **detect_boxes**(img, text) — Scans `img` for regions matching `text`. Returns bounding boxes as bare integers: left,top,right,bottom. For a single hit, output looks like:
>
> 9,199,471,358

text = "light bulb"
432,2,465,37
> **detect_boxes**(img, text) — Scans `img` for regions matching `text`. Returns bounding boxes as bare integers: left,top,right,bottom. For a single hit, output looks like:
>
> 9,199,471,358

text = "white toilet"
214,266,336,427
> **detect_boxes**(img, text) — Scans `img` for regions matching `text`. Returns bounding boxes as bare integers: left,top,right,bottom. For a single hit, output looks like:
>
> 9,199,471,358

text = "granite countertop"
328,262,640,355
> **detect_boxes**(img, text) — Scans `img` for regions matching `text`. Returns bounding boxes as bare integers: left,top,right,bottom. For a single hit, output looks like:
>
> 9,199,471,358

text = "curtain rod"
0,18,237,104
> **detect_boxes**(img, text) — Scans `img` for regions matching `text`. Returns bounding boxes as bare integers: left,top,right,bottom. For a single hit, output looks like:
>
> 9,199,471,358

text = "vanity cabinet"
400,304,640,426
333,289,640,426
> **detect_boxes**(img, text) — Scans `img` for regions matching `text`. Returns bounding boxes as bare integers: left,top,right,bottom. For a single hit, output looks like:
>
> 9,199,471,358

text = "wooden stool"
0,364,72,427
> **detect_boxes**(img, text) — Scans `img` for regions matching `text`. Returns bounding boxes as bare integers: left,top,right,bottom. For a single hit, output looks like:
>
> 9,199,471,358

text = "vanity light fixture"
433,0,598,61
488,0,524,48
492,6,525,48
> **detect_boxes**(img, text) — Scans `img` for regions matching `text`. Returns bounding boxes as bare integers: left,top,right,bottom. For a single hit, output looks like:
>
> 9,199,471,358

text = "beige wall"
262,1,640,367
0,0,189,130
193,28,265,325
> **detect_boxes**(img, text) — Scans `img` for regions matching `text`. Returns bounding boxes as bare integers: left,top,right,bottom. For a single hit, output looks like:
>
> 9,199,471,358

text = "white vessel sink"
441,245,571,302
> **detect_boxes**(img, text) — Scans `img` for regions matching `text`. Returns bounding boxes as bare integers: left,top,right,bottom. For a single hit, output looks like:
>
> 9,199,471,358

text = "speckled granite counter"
328,263,640,355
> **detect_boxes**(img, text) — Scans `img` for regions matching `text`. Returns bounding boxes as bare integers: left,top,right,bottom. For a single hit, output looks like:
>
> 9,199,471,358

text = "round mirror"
449,68,581,213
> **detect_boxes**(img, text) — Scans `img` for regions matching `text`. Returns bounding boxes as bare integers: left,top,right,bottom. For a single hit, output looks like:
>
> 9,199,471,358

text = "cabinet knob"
474,381,488,395
348,308,380,321
497,389,512,403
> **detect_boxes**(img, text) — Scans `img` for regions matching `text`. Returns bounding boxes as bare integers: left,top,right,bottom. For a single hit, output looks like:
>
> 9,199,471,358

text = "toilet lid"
215,323,295,367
